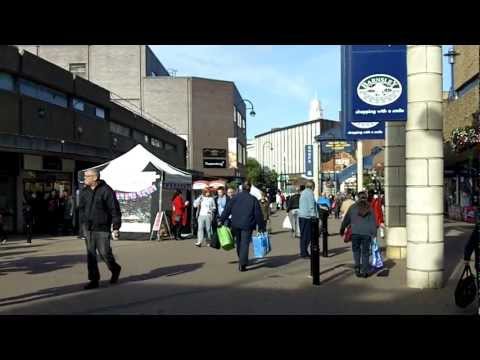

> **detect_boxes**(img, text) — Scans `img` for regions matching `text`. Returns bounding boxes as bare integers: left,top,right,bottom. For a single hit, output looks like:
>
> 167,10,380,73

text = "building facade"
0,46,186,233
443,45,479,222
15,45,248,181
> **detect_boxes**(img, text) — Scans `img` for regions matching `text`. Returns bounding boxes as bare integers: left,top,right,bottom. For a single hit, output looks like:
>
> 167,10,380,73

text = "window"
110,122,130,137
95,107,105,119
151,138,163,149
233,106,237,123
19,79,68,108
237,110,242,128
73,98,85,111
0,73,14,92
133,130,149,144
165,142,176,151
69,63,86,78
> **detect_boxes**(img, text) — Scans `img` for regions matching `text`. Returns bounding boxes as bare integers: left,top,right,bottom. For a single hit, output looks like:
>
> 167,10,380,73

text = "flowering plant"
450,126,480,153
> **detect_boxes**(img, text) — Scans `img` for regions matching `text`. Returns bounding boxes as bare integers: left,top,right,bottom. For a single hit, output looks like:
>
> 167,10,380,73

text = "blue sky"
150,45,452,139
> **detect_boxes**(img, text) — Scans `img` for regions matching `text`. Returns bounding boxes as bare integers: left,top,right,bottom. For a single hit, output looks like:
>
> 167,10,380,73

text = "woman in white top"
193,188,216,247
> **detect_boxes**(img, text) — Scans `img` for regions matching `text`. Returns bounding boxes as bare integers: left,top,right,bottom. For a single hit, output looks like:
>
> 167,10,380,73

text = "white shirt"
194,196,215,217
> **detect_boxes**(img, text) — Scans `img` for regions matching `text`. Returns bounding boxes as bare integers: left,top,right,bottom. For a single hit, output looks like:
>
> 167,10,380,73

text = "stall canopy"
83,144,191,191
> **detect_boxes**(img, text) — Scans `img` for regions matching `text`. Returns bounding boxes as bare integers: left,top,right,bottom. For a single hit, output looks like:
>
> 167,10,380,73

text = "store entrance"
23,171,73,235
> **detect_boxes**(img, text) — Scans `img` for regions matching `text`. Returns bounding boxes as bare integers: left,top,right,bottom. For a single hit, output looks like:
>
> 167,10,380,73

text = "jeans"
351,234,372,274
299,217,317,257
197,215,213,244
85,230,121,282
233,228,253,266
289,209,300,238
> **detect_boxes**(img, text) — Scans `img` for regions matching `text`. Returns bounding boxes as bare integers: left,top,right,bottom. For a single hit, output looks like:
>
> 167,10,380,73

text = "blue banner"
305,145,313,177
341,45,407,140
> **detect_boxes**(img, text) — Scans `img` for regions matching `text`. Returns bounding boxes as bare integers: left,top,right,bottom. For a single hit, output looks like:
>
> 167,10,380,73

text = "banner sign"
342,45,407,140
305,145,313,177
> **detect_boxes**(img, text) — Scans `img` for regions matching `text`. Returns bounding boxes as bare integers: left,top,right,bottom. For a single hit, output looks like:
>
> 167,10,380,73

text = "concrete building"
0,46,186,233
15,45,248,181
247,139,256,161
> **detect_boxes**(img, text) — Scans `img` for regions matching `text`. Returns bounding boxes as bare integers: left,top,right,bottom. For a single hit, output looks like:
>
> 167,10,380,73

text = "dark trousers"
173,222,183,239
299,217,316,257
85,230,121,282
0,224,6,241
233,228,253,266
351,234,372,274
25,224,33,242
320,210,329,234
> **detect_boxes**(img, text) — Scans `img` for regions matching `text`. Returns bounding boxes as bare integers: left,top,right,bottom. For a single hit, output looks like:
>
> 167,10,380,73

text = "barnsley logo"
357,74,402,106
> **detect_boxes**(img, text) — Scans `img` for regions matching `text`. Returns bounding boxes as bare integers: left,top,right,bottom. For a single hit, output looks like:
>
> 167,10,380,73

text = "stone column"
356,140,363,192
384,122,407,259
406,45,444,289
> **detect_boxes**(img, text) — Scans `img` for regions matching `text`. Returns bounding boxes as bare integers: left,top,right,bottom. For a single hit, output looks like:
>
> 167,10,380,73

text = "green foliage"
246,158,278,190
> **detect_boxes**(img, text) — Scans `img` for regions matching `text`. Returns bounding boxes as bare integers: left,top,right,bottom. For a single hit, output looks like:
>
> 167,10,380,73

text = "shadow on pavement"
325,246,350,258
248,255,305,270
0,243,48,252
0,262,204,308
0,254,86,275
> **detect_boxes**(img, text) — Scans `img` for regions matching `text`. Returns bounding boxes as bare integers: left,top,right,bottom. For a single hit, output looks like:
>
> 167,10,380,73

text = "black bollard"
311,219,320,285
322,229,328,258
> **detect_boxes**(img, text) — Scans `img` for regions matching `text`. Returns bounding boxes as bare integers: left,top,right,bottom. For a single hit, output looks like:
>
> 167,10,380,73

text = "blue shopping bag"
252,232,271,258
370,237,384,269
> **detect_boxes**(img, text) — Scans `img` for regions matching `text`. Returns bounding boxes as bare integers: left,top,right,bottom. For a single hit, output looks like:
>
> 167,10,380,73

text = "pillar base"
406,269,443,289
386,246,407,259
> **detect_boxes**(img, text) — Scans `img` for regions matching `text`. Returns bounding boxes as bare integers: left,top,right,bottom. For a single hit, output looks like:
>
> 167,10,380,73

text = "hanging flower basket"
450,126,480,153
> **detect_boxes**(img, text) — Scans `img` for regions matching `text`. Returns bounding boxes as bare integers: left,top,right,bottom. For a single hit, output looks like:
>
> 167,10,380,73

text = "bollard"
311,219,320,285
322,228,329,257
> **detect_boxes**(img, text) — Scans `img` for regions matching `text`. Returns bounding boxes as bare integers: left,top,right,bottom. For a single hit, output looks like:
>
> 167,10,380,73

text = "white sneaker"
195,241,201,247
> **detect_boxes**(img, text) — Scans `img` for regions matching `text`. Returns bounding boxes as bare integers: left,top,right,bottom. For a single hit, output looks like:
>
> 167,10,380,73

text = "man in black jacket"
219,181,266,272
79,169,122,290
286,185,304,238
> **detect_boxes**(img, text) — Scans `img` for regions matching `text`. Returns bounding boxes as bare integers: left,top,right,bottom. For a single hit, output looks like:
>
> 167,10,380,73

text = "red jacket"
172,195,188,226
370,198,384,226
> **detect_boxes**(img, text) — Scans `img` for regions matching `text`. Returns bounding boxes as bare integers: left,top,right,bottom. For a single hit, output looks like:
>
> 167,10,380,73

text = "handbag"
210,229,221,250
343,225,352,243
252,232,271,258
455,263,477,308
370,237,384,269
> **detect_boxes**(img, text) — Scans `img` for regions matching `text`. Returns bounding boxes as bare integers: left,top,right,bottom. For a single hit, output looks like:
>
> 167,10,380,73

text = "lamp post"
444,47,459,100
262,141,273,187
242,99,256,117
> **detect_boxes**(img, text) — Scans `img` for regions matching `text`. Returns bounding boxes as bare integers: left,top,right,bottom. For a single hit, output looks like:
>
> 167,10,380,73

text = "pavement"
0,211,478,315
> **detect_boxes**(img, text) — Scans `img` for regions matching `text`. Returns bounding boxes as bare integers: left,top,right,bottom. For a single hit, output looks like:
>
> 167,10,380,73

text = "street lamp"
443,47,459,100
262,141,273,187
242,99,256,117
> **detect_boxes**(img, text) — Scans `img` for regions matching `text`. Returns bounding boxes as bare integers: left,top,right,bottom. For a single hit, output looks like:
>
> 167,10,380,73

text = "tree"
246,158,278,190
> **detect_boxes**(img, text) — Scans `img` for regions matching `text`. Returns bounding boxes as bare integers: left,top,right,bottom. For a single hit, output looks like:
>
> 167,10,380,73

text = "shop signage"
204,159,226,168
305,145,313,177
203,148,227,158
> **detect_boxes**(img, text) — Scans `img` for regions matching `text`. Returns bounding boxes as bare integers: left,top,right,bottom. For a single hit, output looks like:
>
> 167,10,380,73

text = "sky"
150,45,452,140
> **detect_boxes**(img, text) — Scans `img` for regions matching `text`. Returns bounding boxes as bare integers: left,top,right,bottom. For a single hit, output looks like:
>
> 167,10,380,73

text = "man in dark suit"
220,181,266,272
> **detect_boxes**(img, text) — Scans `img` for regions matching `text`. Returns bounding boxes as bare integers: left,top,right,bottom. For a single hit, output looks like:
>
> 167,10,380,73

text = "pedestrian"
368,190,384,238
317,192,331,236
340,191,377,278
0,209,7,245
47,191,59,235
276,190,282,210
286,185,304,238
171,189,189,240
193,188,216,247
219,181,265,272
23,202,34,244
79,169,122,290
281,191,286,210
340,193,355,218
62,190,74,235
464,222,479,272
298,181,319,258
259,190,271,232
334,195,343,219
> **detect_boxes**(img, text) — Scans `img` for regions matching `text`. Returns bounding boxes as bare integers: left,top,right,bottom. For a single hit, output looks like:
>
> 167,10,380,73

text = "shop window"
110,122,130,137
0,72,14,92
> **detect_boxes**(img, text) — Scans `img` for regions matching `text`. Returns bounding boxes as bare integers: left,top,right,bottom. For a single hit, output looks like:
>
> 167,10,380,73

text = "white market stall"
78,145,192,240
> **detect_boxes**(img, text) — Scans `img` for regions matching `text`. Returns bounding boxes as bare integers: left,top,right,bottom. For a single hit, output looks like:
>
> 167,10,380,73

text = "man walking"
219,181,265,272
79,169,122,290
298,181,319,258
286,185,304,238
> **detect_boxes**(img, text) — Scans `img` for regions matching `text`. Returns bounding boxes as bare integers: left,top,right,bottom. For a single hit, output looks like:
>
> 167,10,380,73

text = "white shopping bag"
282,215,292,229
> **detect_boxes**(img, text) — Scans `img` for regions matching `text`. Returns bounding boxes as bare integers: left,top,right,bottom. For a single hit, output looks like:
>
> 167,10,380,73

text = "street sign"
341,45,407,140
305,145,314,177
